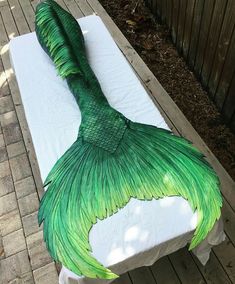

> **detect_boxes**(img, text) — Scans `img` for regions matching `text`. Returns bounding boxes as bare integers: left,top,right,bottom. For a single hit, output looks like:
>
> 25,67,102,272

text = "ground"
99,0,235,180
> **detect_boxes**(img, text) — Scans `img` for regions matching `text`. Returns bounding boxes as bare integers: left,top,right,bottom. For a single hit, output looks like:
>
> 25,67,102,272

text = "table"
9,15,225,284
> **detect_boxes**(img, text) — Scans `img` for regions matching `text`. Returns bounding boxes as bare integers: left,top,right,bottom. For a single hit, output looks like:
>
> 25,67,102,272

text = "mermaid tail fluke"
39,139,119,279
39,122,221,278
36,0,222,279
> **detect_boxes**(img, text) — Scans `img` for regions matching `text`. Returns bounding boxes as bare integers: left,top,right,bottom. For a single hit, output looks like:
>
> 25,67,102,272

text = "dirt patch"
99,0,235,180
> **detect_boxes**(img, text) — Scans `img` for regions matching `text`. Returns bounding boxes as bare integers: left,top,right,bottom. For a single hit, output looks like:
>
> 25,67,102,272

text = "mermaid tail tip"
39,121,222,279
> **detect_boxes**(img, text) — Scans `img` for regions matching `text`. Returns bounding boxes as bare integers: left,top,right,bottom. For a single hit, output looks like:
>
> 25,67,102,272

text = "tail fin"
39,139,119,278
127,123,222,250
40,123,222,278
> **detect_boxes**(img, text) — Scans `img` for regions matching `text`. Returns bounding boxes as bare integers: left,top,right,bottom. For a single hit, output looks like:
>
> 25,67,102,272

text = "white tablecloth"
9,15,225,284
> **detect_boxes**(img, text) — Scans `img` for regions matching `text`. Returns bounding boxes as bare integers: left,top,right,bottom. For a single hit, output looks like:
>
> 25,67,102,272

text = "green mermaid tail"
35,0,222,279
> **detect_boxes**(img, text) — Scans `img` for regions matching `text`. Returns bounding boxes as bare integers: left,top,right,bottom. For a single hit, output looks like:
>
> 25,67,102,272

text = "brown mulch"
99,0,235,180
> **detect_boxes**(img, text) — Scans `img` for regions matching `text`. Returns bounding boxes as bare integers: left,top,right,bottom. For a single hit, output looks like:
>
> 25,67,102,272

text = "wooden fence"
146,0,235,131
